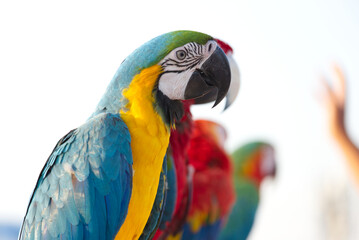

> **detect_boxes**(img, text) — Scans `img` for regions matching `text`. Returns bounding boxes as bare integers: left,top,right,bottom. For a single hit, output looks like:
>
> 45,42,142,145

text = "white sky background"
1,0,359,239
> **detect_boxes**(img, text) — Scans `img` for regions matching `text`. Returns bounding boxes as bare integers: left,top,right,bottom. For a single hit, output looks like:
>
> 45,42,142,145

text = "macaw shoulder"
20,113,134,240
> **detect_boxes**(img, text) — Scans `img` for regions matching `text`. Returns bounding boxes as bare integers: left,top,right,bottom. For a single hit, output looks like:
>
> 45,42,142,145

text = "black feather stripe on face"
160,42,204,73
153,84,184,127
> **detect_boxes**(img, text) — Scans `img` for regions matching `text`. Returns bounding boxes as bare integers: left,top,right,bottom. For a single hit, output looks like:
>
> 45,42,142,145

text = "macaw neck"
170,101,193,160
165,101,193,236
237,173,262,190
92,31,191,118
92,68,184,128
115,65,170,239
235,151,264,189
92,66,133,117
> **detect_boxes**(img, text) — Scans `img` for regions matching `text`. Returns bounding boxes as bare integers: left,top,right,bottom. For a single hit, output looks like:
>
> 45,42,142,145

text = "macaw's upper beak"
184,46,231,107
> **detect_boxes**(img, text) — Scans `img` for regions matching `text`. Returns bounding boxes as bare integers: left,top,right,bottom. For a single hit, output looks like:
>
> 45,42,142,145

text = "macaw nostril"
204,78,214,87
196,69,206,78
196,69,215,87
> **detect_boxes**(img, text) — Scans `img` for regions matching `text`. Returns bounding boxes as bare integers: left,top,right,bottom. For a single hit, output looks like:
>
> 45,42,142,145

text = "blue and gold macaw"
19,31,231,240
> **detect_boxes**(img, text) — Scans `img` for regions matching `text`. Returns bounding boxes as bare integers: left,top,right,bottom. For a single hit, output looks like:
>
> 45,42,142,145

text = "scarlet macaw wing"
181,168,227,240
155,162,193,240
19,113,133,240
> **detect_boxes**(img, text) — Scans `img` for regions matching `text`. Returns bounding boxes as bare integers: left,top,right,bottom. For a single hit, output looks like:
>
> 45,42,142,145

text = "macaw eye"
176,50,186,60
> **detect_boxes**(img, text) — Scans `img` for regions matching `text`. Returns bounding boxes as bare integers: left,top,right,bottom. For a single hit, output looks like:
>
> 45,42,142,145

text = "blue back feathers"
20,113,133,240
159,154,177,230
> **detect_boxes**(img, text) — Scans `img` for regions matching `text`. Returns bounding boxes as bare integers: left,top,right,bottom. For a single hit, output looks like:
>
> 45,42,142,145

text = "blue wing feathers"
139,155,168,240
158,154,177,230
20,113,133,240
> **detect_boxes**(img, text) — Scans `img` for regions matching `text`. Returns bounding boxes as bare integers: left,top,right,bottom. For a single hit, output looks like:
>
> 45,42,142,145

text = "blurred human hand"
319,65,359,189
320,65,347,140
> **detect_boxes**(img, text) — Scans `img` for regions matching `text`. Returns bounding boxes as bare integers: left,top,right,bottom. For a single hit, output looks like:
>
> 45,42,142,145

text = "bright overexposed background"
1,0,359,239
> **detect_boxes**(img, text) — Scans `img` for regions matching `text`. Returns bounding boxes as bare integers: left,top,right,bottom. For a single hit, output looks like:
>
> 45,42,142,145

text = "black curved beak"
184,46,231,107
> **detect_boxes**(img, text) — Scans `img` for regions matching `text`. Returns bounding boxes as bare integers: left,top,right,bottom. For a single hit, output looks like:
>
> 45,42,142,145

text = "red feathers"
187,120,235,219
154,101,194,238
215,38,233,55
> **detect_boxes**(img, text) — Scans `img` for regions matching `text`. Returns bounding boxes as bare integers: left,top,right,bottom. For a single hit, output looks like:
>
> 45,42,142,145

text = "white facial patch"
260,146,276,175
158,40,217,100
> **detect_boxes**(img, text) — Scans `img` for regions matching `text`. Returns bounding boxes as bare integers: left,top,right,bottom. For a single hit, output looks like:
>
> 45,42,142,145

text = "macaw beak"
261,146,277,178
224,54,240,110
184,46,231,107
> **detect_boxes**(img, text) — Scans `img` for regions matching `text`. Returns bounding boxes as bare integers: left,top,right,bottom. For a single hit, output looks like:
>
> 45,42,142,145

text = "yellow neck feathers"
116,65,170,240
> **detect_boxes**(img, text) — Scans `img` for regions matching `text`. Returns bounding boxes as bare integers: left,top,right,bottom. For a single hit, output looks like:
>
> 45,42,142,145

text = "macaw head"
192,38,240,110
216,39,240,109
187,120,235,223
232,142,276,187
95,30,231,127
192,119,227,149
188,120,231,173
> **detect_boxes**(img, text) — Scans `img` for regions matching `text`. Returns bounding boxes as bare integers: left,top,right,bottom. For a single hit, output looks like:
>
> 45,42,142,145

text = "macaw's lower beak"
184,46,231,107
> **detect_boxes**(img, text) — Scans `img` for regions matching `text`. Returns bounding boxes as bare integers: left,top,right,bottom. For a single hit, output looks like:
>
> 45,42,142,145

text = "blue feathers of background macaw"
182,220,223,240
218,182,258,240
219,142,276,240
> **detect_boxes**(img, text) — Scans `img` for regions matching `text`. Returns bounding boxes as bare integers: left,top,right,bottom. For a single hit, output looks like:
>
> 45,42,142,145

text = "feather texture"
140,155,168,240
159,154,177,230
19,31,225,240
218,182,258,240
219,142,276,240
19,113,133,240
182,120,235,240
154,101,193,240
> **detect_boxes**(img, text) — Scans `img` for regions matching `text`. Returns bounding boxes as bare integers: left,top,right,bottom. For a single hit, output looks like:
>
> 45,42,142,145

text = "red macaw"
181,120,236,240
